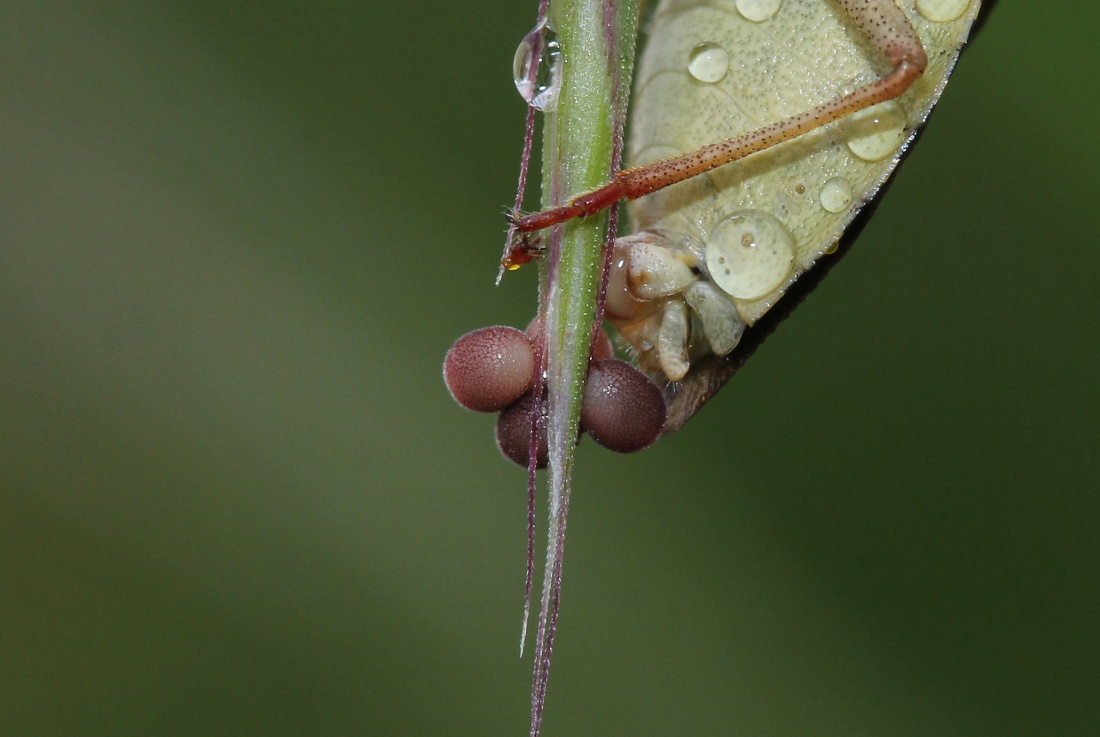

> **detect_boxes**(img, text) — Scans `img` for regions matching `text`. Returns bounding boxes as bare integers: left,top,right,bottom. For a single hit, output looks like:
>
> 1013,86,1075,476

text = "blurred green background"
2,1,1097,735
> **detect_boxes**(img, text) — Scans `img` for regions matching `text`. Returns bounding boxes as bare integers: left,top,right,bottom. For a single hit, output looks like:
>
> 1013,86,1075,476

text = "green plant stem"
531,0,639,734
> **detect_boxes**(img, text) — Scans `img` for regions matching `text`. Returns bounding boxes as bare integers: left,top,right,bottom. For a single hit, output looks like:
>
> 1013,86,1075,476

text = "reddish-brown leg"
512,0,927,234
501,233,545,270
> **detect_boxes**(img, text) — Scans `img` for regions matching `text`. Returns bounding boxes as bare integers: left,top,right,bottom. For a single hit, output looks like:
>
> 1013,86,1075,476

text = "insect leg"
513,0,928,233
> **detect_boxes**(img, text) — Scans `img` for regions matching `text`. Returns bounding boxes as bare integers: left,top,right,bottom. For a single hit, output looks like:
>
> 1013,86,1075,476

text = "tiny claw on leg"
502,233,545,271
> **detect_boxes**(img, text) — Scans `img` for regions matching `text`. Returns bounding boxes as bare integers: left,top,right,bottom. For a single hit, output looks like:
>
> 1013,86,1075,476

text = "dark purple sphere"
443,326,535,412
495,392,548,469
580,359,666,453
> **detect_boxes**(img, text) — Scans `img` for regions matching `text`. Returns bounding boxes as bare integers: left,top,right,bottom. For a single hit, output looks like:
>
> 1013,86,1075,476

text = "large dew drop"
916,0,971,22
513,22,562,112
705,210,795,301
845,101,907,162
688,43,729,84
735,0,782,22
819,176,854,213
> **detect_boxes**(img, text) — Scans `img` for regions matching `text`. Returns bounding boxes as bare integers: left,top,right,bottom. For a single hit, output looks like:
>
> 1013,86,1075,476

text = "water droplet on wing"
688,43,729,84
819,176,854,213
705,210,795,300
917,0,972,22
845,101,907,162
735,0,782,22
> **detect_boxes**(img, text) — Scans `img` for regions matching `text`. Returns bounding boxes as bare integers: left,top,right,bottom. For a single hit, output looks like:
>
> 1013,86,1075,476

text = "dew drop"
705,210,795,301
916,0,971,22
735,0,782,22
513,22,562,112
819,176,854,213
845,101,907,162
688,43,729,84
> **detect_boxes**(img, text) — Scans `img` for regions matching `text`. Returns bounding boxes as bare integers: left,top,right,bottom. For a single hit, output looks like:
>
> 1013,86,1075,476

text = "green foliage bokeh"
2,1,1098,735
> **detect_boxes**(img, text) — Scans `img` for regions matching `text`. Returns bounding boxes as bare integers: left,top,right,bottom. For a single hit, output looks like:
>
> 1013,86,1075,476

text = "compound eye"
444,326,535,412
495,392,548,469
581,359,667,453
